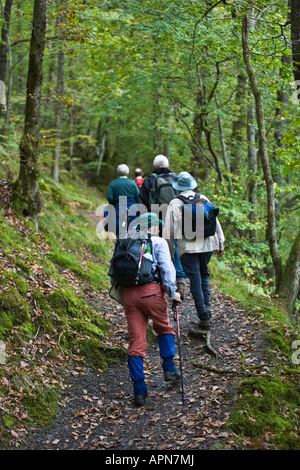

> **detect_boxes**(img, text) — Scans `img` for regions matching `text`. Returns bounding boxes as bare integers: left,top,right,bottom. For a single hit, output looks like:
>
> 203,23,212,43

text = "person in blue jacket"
106,164,139,235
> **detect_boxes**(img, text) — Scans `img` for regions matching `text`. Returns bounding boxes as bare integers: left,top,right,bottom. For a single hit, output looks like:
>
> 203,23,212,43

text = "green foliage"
1,0,300,445
204,178,272,291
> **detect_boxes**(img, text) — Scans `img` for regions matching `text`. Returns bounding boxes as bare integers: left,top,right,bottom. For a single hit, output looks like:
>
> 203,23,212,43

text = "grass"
0,157,299,449
0,168,125,445
209,258,300,450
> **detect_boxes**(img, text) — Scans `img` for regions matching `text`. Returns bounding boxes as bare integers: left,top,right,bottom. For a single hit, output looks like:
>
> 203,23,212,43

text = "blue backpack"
176,194,219,239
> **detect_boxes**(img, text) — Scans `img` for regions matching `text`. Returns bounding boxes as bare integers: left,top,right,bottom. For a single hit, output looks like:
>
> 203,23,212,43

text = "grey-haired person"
139,155,187,298
106,164,140,236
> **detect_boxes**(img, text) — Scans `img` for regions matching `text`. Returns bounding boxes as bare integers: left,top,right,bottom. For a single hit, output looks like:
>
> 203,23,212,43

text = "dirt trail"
21,283,268,451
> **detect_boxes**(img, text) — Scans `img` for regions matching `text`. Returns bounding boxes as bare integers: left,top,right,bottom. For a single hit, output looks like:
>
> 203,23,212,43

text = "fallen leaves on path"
18,283,271,451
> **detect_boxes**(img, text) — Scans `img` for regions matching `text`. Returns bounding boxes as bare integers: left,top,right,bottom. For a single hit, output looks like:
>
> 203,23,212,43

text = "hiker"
134,168,144,189
164,171,225,331
120,213,181,407
139,155,187,299
106,164,139,236
139,154,176,210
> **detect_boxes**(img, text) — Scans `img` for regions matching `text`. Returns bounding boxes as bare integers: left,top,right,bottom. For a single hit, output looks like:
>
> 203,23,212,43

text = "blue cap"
172,171,197,191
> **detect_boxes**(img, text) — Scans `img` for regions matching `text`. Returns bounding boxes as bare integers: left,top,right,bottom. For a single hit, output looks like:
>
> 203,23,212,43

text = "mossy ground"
209,259,300,450
0,170,125,446
0,166,299,449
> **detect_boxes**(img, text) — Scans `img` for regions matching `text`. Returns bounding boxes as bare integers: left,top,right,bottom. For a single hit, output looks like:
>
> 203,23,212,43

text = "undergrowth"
210,259,300,450
0,169,123,446
0,162,299,449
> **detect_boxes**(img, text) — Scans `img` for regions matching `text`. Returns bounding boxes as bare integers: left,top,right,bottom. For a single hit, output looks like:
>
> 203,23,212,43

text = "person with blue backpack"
164,172,225,331
139,155,187,299
108,212,182,407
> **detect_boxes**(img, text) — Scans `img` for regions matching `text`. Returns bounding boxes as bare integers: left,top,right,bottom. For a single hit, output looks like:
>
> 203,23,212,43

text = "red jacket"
135,177,144,188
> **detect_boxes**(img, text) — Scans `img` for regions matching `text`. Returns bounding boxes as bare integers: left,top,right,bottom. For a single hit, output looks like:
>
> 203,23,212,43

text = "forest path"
21,280,268,451
16,210,268,450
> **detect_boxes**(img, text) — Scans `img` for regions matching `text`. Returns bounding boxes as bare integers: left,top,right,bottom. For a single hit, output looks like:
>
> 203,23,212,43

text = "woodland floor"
0,203,270,452
19,282,269,451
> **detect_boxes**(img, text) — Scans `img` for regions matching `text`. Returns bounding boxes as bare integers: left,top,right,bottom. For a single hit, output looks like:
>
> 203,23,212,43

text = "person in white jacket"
164,172,225,330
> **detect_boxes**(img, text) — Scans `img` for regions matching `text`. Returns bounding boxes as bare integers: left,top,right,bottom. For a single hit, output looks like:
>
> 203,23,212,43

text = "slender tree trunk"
230,73,247,172
291,0,300,103
52,49,65,183
51,0,65,182
0,0,13,122
163,114,173,161
66,106,74,171
4,37,12,126
96,120,107,178
12,0,47,223
247,96,258,241
242,9,283,290
215,95,232,189
273,54,292,225
191,90,210,178
277,229,300,317
246,5,257,239
203,125,224,183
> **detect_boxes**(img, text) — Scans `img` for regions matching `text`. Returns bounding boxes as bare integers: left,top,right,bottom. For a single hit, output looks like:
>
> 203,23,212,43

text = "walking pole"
172,300,185,405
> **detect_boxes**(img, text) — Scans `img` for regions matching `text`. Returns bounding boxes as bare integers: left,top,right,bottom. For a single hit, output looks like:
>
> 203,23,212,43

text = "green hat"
136,212,164,230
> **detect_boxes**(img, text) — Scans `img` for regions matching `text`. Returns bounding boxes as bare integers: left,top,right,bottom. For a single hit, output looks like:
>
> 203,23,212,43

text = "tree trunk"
96,120,107,178
273,54,292,226
12,0,47,223
215,95,232,191
277,229,300,317
0,0,13,120
191,90,210,179
4,37,12,127
291,0,300,103
66,106,74,171
246,96,258,241
230,73,247,173
51,0,65,182
242,9,283,291
203,125,224,183
52,49,65,183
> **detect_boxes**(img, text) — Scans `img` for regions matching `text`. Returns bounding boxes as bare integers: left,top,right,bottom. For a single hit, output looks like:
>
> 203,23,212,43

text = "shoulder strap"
176,193,201,204
176,195,189,204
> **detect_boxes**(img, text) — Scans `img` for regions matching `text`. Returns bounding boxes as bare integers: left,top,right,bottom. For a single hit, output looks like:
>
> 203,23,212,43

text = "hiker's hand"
174,292,182,303
217,249,224,257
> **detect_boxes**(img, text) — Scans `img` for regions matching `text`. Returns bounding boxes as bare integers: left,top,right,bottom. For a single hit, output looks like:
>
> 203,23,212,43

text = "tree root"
190,361,241,375
188,328,219,357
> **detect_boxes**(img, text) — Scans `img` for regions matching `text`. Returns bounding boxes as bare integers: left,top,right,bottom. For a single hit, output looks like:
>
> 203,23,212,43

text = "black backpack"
108,235,154,287
176,194,219,239
149,173,179,206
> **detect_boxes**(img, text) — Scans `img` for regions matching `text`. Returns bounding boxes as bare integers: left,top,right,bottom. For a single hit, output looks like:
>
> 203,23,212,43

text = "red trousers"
123,282,175,357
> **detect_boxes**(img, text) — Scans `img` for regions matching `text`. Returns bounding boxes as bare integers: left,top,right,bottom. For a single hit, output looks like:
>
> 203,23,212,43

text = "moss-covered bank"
0,172,125,446
210,259,300,450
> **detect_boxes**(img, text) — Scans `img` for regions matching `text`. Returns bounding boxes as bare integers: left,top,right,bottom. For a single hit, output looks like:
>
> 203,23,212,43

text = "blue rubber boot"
128,356,147,406
158,334,180,382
